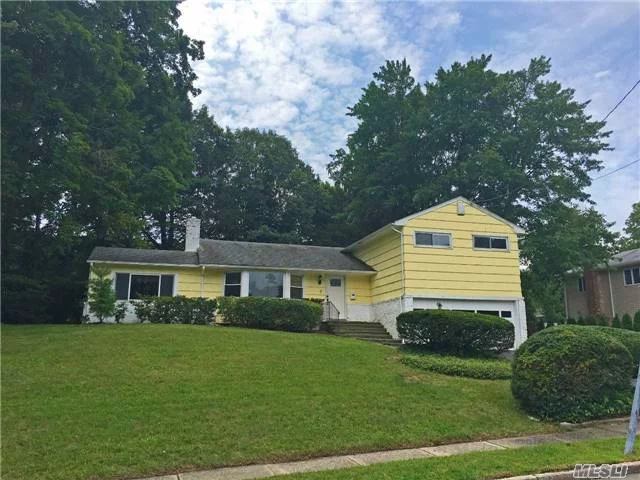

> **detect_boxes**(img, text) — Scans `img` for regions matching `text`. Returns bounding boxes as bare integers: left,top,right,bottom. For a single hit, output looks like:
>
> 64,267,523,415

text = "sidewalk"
138,418,632,480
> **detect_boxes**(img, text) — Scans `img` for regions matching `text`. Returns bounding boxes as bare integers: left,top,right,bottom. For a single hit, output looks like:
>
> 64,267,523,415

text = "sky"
178,0,640,232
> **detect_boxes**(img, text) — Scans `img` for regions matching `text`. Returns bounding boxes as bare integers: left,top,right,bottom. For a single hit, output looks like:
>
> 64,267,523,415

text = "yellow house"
87,196,528,346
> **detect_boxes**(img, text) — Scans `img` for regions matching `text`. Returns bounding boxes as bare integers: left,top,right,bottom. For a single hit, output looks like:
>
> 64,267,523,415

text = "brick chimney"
584,269,608,316
185,217,201,252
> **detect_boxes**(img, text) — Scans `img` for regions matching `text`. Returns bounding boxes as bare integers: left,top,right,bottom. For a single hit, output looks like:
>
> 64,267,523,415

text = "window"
500,311,512,318
415,231,451,247
290,274,304,299
577,277,586,292
249,271,283,297
473,235,508,250
115,273,174,300
624,267,640,286
224,272,241,297
329,278,342,287
478,310,500,316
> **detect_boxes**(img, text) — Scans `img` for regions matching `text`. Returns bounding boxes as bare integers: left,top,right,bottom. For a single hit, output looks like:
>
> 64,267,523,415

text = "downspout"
607,268,616,318
200,265,205,297
391,226,405,313
563,283,569,319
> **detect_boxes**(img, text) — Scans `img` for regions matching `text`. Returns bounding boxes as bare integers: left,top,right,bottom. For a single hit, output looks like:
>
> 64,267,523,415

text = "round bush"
396,309,514,355
512,325,633,422
587,326,640,373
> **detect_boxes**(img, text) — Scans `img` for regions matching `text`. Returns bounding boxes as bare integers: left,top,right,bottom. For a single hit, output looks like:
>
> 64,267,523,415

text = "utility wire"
602,79,640,122
591,158,640,181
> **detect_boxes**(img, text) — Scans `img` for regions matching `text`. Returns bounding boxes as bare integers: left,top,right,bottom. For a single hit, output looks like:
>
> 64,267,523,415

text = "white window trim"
223,271,242,297
113,272,177,301
623,267,640,286
413,231,453,249
472,234,510,252
289,273,304,299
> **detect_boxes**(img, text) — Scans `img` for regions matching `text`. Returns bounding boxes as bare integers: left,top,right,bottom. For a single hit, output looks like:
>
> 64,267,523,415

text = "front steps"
322,321,400,346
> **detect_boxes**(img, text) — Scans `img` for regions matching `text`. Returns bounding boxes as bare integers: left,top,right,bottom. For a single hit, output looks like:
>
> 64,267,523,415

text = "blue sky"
179,1,639,231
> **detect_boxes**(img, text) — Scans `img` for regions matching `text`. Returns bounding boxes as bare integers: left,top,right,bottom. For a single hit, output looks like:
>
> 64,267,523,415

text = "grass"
2,324,557,480
400,350,512,380
272,438,640,480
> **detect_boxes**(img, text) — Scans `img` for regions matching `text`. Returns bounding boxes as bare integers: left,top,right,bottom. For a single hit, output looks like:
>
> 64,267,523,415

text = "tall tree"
330,55,610,241
1,1,202,322
620,202,640,251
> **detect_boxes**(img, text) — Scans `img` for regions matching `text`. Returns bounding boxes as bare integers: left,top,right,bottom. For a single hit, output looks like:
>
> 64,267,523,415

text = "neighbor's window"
415,231,451,247
624,267,640,286
290,274,304,299
473,235,508,250
249,271,283,297
115,273,174,300
224,272,241,297
577,277,586,292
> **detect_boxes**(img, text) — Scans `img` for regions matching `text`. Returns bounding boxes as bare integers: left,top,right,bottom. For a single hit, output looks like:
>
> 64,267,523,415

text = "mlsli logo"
573,464,629,478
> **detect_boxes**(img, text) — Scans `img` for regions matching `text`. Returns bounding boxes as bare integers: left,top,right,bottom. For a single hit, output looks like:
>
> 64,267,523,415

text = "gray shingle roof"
88,240,375,272
610,248,640,268
198,239,374,272
89,246,199,266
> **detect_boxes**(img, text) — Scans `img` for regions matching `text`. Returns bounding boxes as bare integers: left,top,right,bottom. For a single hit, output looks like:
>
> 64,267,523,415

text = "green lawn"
273,438,640,480
2,324,556,480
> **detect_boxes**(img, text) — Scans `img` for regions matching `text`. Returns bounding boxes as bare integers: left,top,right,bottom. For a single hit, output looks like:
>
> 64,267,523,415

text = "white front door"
326,277,346,319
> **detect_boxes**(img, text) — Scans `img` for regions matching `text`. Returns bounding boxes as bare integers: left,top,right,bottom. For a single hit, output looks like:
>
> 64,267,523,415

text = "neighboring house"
86,196,528,346
564,248,640,320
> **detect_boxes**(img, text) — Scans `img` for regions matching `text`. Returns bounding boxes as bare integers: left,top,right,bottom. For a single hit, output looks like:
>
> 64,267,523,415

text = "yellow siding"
402,201,522,297
345,275,372,305
94,263,223,298
352,230,403,303
302,273,325,300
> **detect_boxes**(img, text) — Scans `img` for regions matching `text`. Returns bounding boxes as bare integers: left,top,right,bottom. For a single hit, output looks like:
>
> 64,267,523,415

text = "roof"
89,240,375,273
89,247,199,266
344,196,526,252
565,248,640,275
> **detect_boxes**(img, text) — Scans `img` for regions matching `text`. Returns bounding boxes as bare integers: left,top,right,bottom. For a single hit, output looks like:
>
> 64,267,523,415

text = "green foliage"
113,303,128,324
133,296,216,325
401,351,512,380
512,325,633,422
87,266,117,323
396,309,514,356
612,314,622,328
567,317,576,325
587,326,640,372
635,311,640,332
620,202,640,251
622,313,634,330
577,316,586,325
216,297,322,332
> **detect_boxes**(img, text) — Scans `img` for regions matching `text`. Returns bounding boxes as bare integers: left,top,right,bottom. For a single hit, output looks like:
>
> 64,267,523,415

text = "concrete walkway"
137,419,632,480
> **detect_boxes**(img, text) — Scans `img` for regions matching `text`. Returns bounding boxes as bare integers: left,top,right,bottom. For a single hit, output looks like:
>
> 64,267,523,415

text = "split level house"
86,197,528,347
564,248,640,320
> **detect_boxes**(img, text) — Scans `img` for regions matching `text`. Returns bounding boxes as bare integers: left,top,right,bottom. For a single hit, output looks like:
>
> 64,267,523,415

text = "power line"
602,79,640,122
591,158,640,181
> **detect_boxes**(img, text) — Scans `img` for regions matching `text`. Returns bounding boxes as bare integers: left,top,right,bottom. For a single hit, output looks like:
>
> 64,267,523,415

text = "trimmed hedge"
401,352,512,380
587,326,640,372
397,309,514,355
512,325,633,422
217,296,322,332
134,296,216,324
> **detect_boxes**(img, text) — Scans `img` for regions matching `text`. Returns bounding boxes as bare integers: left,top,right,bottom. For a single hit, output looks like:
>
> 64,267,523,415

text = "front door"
326,277,345,319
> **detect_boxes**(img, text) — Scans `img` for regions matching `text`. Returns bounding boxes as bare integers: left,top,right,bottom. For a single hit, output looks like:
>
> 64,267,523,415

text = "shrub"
88,265,117,324
217,296,322,332
635,311,640,331
612,314,621,328
587,326,640,372
622,313,634,330
134,296,216,325
401,352,512,380
396,309,514,356
566,317,576,325
512,325,633,422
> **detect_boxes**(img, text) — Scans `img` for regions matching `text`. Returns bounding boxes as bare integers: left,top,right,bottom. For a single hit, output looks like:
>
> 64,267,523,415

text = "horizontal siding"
403,201,523,298
352,230,402,303
303,273,325,300
346,275,372,304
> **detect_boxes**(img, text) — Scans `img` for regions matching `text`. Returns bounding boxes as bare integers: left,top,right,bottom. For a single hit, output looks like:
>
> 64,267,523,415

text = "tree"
620,202,640,251
329,55,609,241
622,313,633,330
1,1,203,322
87,266,116,324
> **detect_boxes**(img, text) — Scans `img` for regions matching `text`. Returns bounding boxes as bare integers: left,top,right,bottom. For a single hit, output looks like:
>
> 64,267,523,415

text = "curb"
496,461,640,480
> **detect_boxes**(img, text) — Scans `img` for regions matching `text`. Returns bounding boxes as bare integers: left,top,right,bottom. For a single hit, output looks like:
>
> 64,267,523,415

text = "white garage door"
412,298,515,320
